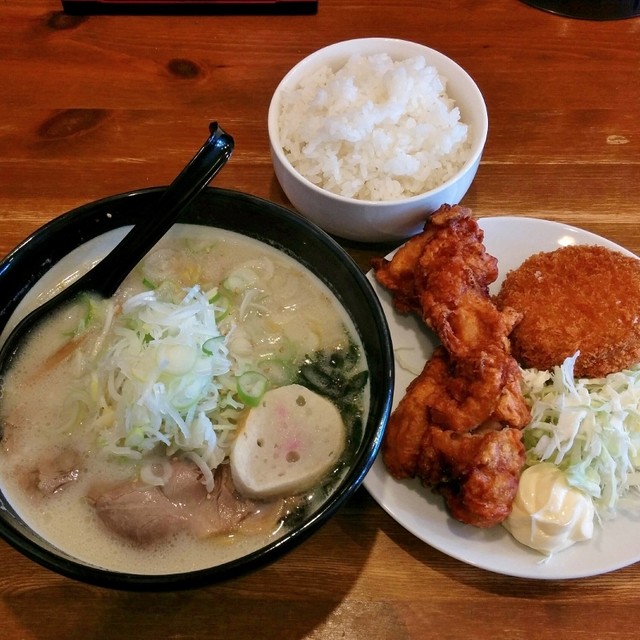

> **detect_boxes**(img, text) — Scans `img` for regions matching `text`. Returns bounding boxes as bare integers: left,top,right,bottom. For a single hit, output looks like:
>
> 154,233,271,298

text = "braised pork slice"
23,448,83,496
90,459,287,546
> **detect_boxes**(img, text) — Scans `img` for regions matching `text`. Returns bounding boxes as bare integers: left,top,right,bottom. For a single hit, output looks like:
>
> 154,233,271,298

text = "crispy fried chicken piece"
382,348,447,479
428,348,514,432
383,347,530,480
426,292,518,360
372,205,498,321
371,224,435,314
430,345,530,432
373,204,530,528
417,426,525,528
490,355,532,428
373,205,515,358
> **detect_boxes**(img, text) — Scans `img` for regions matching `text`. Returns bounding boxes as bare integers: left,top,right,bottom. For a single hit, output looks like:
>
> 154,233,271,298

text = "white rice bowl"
278,53,471,202
268,38,487,242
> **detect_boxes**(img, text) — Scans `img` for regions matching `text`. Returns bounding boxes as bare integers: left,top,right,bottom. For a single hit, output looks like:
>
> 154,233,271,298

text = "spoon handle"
0,123,234,380
84,122,234,298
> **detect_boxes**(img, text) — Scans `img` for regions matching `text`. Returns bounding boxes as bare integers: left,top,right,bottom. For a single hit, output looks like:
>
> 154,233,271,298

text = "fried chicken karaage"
373,205,529,528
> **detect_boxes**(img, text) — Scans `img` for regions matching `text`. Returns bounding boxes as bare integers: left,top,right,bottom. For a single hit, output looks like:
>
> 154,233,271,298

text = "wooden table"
1,1,639,638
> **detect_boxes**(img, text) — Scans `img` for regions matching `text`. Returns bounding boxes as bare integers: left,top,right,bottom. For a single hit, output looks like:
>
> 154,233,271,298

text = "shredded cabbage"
521,352,640,518
83,285,238,474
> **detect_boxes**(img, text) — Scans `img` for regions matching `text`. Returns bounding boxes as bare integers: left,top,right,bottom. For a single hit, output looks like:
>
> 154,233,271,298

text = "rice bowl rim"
268,37,488,207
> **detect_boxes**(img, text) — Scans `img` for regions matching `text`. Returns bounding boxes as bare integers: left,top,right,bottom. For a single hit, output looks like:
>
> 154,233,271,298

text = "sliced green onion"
257,358,296,386
142,277,157,290
237,371,268,407
202,336,225,356
65,293,99,337
213,294,231,321
224,266,259,293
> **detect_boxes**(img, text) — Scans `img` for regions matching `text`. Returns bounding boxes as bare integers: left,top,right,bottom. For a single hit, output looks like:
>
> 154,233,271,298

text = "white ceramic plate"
363,216,640,580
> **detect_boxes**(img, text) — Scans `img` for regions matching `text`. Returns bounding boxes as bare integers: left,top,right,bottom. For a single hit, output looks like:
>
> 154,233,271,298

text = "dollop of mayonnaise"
503,462,595,555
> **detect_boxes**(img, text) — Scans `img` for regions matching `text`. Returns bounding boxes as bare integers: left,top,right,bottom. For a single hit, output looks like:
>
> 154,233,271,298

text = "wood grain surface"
1,1,639,638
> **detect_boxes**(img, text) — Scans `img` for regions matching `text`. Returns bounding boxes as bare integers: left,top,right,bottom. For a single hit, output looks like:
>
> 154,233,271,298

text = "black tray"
61,0,318,15
521,0,640,20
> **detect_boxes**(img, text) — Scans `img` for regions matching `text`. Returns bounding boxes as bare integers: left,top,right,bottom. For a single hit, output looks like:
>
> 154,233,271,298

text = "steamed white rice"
278,53,471,202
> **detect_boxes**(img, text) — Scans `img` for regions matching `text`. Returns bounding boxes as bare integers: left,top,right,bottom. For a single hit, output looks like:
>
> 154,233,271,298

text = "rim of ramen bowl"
0,186,394,590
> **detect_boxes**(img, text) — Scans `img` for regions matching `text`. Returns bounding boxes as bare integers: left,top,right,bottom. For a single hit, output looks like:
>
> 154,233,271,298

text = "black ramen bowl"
0,187,394,591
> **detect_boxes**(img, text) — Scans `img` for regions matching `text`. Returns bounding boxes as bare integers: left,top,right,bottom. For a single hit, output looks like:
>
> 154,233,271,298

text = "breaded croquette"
495,244,640,378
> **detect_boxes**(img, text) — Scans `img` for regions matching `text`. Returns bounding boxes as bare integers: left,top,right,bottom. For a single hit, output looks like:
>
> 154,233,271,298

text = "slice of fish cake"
230,384,346,499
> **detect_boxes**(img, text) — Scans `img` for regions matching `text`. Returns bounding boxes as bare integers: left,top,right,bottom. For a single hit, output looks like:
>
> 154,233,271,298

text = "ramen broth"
0,225,368,574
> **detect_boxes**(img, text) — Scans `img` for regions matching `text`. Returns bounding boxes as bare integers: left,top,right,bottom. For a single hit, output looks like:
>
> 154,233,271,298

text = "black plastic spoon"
0,121,234,378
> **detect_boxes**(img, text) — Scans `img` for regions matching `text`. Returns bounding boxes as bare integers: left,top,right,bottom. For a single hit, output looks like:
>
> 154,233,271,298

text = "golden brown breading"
489,355,533,428
382,348,447,480
495,244,640,378
382,348,527,528
374,205,530,528
427,347,517,433
372,204,499,329
417,425,525,529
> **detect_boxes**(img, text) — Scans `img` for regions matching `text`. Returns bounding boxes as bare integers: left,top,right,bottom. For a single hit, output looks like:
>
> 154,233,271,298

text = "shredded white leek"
58,251,340,491
522,352,640,518
84,285,236,471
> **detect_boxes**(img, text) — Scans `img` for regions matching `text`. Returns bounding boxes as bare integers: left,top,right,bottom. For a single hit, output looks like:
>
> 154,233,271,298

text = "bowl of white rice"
268,38,488,243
